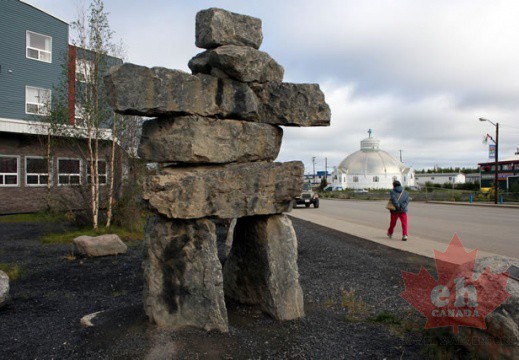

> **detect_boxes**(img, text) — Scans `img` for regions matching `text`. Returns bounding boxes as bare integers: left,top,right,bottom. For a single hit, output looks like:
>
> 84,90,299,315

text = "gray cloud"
25,0,519,173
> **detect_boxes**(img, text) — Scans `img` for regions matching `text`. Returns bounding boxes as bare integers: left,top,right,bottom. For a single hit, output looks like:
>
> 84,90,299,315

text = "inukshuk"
104,8,331,332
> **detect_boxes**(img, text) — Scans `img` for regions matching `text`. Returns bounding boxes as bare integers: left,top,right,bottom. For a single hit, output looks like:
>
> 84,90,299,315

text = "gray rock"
223,214,304,320
224,218,237,258
143,216,228,332
73,234,127,257
189,45,284,83
104,63,259,120
0,270,9,308
143,161,304,219
138,116,282,164
454,256,519,360
195,8,263,49
80,311,107,327
251,82,331,127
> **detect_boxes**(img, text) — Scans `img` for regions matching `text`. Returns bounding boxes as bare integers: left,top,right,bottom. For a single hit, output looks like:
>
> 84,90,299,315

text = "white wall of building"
415,173,465,185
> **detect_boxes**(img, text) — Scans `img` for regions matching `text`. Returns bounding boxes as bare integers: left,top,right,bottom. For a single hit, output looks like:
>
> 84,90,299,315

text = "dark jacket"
390,186,409,213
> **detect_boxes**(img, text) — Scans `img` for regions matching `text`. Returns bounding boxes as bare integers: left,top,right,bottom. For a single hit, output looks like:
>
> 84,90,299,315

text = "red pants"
388,212,408,236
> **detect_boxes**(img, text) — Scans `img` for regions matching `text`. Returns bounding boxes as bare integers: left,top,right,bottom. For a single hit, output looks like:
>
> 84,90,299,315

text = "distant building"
478,149,519,191
331,130,415,190
415,173,466,186
465,173,480,184
303,171,331,185
0,1,124,214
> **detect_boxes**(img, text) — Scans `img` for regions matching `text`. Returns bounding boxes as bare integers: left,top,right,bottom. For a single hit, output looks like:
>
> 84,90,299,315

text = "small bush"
367,311,402,325
0,211,65,223
0,263,23,281
342,289,368,322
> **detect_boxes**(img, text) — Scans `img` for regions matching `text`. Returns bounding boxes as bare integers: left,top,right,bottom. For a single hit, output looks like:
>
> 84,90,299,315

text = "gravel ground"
0,216,466,359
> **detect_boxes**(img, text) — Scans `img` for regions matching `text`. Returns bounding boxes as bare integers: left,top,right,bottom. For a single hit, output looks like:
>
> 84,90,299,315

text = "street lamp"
479,117,499,204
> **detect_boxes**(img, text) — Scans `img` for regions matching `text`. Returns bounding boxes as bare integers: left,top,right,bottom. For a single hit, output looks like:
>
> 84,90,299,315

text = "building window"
87,160,107,185
353,176,359,183
373,176,379,182
76,58,93,83
26,31,52,63
502,164,512,170
58,158,81,185
26,157,51,186
404,176,407,182
0,156,19,187
26,86,51,115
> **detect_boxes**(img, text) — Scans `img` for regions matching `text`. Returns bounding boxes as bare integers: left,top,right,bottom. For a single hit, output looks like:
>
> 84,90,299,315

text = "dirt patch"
0,217,466,359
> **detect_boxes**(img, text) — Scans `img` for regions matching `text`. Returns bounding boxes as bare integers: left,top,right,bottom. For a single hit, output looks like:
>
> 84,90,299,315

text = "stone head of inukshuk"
104,8,331,332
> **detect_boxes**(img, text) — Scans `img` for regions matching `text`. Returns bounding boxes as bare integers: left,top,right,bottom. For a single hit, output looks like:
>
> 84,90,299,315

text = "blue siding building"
0,1,125,214
0,0,68,122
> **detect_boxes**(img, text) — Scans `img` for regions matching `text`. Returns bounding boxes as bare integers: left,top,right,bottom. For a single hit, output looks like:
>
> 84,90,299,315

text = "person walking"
387,180,409,241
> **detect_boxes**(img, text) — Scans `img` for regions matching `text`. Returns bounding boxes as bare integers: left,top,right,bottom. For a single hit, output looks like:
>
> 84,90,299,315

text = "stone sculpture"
104,7,331,332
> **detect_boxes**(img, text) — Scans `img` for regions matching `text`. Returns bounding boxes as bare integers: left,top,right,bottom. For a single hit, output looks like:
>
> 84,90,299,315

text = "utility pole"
325,157,328,182
312,157,316,184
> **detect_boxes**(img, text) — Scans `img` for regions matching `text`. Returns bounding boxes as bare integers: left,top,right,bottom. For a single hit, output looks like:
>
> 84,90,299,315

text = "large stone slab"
143,216,228,332
223,214,304,320
138,116,282,164
196,8,263,50
0,270,9,308
251,82,331,126
104,63,259,119
189,45,284,83
455,256,519,360
143,161,304,219
73,234,127,257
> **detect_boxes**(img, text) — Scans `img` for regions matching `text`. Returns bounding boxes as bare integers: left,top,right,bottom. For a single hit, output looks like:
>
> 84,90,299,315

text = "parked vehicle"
294,183,320,208
324,185,343,192
353,189,369,193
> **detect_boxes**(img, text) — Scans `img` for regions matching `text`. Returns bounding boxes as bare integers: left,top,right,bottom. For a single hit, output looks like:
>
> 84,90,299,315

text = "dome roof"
338,135,404,175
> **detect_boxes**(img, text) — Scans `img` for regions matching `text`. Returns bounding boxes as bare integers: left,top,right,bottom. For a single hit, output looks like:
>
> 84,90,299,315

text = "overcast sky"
23,0,519,173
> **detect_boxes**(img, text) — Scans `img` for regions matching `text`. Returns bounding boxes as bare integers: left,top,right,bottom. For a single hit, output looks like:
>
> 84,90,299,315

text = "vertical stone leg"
143,215,228,332
223,214,304,320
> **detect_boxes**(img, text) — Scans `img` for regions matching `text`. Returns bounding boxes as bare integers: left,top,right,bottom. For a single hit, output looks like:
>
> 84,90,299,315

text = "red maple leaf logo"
401,234,511,334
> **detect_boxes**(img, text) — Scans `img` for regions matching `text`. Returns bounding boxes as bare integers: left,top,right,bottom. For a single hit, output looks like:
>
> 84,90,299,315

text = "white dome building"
332,131,415,190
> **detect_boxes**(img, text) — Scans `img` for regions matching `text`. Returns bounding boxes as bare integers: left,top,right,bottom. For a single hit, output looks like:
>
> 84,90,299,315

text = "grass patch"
41,225,143,245
0,211,66,223
341,289,368,322
0,263,23,281
367,311,402,325
112,290,128,298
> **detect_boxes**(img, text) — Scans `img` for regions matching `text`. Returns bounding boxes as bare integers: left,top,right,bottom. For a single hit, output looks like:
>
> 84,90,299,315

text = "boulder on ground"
195,8,263,50
224,214,304,320
104,63,259,120
143,216,228,332
189,45,284,83
138,116,282,164
0,270,9,308
455,256,519,360
73,234,127,257
143,161,304,219
251,82,331,127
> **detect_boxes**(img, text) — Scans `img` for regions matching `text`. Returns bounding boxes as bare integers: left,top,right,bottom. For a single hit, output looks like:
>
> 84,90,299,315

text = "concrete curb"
426,201,519,209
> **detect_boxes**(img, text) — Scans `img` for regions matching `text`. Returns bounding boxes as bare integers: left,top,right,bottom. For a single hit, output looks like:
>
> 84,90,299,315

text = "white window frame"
0,155,20,187
25,156,52,187
86,159,108,186
25,86,51,116
26,31,52,63
57,158,82,186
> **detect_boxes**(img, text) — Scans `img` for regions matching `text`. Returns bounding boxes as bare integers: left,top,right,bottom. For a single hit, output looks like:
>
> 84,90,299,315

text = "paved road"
290,199,519,260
